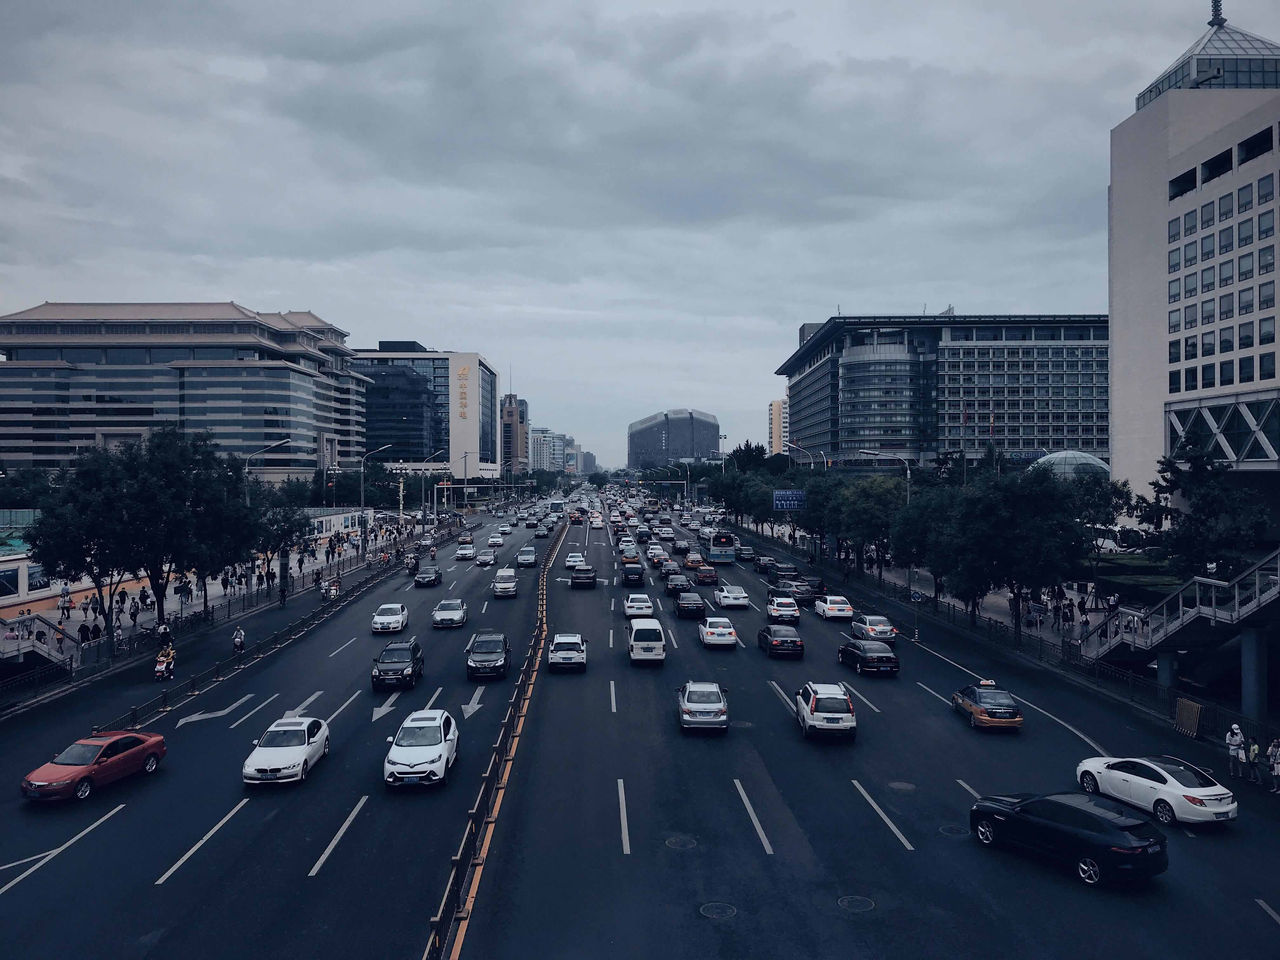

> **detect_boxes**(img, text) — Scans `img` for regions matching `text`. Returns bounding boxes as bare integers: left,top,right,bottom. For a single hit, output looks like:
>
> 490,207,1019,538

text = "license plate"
1149,843,1161,853
1215,812,1231,820
824,718,841,724
403,776,420,784
260,773,276,780
24,788,40,797
641,646,653,653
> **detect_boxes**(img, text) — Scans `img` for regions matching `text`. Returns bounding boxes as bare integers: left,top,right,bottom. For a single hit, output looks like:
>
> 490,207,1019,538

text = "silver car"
431,599,468,629
675,681,729,733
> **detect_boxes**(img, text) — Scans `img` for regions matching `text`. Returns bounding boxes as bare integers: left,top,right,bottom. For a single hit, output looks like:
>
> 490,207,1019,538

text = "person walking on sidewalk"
1268,738,1280,793
78,621,91,646
129,599,139,628
1226,724,1246,778
89,594,100,622
1246,737,1262,784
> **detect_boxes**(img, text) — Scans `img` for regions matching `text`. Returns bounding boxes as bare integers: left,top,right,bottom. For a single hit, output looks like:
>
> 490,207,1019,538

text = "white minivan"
492,567,518,598
627,617,666,665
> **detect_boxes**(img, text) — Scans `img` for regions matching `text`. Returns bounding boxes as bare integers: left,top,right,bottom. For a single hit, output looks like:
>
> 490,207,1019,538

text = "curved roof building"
1031,450,1111,480
627,409,719,469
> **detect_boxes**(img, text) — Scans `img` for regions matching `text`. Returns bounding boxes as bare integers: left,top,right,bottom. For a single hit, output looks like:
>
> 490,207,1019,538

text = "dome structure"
1030,450,1110,480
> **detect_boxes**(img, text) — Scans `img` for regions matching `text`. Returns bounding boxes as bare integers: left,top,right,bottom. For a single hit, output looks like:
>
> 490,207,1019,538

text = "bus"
706,531,736,564
549,499,565,515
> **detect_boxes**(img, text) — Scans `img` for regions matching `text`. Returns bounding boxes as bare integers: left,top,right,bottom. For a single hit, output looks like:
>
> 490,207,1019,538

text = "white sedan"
384,710,458,787
1076,755,1237,825
456,545,476,560
372,603,409,632
498,524,512,534
487,534,504,547
714,585,750,609
243,717,329,784
547,634,588,671
431,599,468,628
698,617,738,648
564,552,585,569
623,594,654,617
815,595,855,620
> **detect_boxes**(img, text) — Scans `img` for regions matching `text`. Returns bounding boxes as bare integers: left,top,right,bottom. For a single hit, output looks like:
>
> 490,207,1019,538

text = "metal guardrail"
423,517,565,960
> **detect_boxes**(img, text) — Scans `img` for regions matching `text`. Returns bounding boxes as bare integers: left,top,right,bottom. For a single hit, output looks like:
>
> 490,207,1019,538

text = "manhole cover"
699,902,737,919
939,824,971,838
729,720,753,729
887,781,916,792
666,835,697,850
837,896,875,914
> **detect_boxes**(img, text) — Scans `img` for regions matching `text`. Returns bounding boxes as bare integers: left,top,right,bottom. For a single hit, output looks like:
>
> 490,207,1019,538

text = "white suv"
627,618,666,665
548,634,587,671
794,682,857,740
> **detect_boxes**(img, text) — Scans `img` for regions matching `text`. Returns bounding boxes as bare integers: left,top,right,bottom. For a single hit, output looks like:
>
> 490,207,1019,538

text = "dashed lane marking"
617,779,631,855
852,780,915,851
955,779,980,799
610,680,617,713
916,681,951,706
840,680,881,714
733,779,774,855
329,637,357,657
156,799,248,885
767,680,795,714
308,796,368,877
325,691,361,725
230,693,280,729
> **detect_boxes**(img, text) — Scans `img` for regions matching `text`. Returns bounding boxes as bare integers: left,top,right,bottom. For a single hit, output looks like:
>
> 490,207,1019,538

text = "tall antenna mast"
1209,0,1226,27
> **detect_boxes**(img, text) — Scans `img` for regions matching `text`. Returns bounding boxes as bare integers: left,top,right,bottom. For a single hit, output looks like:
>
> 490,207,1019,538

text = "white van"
627,617,666,665
492,568,518,598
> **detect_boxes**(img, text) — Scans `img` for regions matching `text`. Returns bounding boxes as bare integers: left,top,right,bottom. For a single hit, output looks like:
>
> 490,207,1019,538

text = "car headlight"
427,754,443,765
282,762,302,771
371,667,379,676
467,659,480,667
386,758,402,767
402,666,413,675
48,779,72,788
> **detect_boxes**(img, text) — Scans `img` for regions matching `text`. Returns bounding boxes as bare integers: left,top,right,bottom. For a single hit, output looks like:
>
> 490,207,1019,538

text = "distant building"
0,301,366,481
580,450,597,474
500,394,529,476
564,435,578,474
529,427,551,472
768,398,789,455
351,341,499,478
626,409,720,469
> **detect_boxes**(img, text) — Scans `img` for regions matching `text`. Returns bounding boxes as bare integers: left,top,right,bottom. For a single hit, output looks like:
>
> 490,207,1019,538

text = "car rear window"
1150,760,1216,788
866,616,890,626
687,690,722,704
815,697,851,714
975,690,1016,707
552,640,581,652
632,628,663,645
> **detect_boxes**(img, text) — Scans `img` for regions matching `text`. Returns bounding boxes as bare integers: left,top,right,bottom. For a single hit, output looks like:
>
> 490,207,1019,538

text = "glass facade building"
626,409,720,469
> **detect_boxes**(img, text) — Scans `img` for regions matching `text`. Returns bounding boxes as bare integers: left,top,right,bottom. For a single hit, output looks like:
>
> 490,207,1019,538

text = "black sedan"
837,638,899,675
671,540,691,556
675,592,705,618
754,555,777,574
757,625,804,659
660,561,682,579
414,565,443,587
665,575,693,597
970,792,1168,886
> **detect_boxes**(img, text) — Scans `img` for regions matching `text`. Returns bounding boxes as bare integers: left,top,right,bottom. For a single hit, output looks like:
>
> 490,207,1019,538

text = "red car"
22,730,167,800
694,566,720,586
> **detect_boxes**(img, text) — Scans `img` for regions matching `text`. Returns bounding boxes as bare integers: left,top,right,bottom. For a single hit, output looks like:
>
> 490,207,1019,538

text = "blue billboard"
772,489,805,511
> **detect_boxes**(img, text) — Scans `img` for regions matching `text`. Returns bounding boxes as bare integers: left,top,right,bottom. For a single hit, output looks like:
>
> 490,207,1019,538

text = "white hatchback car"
547,634,588,671
564,552,585,569
697,616,738,648
815,595,855,620
372,603,409,632
714,585,750,609
623,594,654,617
384,710,458,787
243,717,329,784
498,524,512,534
1075,755,1238,825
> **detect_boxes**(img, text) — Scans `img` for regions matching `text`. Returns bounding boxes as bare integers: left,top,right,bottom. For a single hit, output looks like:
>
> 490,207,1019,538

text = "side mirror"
251,739,259,746
386,736,394,744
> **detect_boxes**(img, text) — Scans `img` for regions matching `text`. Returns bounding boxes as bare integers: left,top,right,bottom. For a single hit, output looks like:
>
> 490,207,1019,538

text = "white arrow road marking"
285,691,323,718
309,796,368,877
229,693,279,729
461,687,484,719
177,694,255,728
0,850,57,872
372,691,401,723
2,804,125,896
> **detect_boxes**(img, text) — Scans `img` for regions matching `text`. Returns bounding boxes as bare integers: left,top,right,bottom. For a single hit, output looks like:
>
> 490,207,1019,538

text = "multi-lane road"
2,507,1278,960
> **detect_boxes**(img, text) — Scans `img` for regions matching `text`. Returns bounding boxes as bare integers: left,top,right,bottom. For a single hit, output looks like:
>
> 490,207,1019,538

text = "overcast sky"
2,0,1275,466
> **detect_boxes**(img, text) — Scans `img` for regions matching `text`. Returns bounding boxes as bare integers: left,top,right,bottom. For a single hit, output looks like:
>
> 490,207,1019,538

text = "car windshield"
552,640,581,652
259,728,307,747
380,649,412,662
686,690,722,704
705,619,732,629
438,601,463,611
376,606,401,617
54,742,103,765
1150,759,1217,788
395,725,443,747
473,638,505,653
975,690,1017,707
816,697,852,714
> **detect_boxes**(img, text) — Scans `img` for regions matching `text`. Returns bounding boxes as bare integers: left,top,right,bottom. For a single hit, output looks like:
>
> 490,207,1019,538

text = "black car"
675,592,705,618
466,632,511,680
534,526,550,538
767,563,800,585
571,565,598,589
525,518,538,528
734,545,756,561
621,562,644,585
570,514,584,525
754,555,776,574
779,579,815,606
475,550,496,567
671,540,690,556
372,639,424,690
659,561,682,579
757,625,804,658
970,792,1168,886
665,575,692,596
414,565,443,587
694,566,719,586
799,575,826,595
837,638,900,675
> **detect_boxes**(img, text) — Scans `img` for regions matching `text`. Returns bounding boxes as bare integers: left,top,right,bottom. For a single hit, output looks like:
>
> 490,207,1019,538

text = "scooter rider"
156,642,175,679
232,626,246,654
157,620,172,647
429,546,436,560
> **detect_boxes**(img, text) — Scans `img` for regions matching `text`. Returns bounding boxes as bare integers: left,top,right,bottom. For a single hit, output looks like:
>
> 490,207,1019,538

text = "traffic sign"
773,489,805,511
911,591,923,603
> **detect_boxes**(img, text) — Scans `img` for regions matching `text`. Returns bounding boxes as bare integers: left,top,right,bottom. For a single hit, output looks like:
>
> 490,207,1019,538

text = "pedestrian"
1226,724,1246,778
78,621,91,646
297,554,304,575
1052,601,1062,630
89,594,100,621
90,622,102,642
221,575,230,595
56,631,64,655
1247,737,1262,784
256,571,265,590
237,573,246,593
1268,738,1280,793
129,599,139,627
1077,596,1087,620
80,596,90,620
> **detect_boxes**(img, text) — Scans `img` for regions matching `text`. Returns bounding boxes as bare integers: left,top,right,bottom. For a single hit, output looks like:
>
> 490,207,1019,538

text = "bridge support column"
1240,628,1269,723
1156,649,1177,689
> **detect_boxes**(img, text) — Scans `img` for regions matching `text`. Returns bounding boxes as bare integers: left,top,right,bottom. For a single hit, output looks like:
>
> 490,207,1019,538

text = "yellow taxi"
951,679,1024,730
683,552,704,570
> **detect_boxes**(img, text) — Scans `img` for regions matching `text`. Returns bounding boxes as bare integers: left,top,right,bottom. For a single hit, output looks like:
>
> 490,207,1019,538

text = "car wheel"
143,753,160,774
1076,856,1102,886
299,761,308,782
74,778,93,801
975,818,996,845
836,649,843,664
1080,772,1099,794
1154,800,1176,825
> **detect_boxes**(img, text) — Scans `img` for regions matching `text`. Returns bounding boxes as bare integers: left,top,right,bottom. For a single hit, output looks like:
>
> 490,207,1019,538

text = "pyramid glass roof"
1137,13,1280,110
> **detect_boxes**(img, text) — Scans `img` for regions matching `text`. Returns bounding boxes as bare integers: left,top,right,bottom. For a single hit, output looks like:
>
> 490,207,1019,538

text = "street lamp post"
360,443,393,554
244,438,291,505
786,441,816,471
860,449,917,640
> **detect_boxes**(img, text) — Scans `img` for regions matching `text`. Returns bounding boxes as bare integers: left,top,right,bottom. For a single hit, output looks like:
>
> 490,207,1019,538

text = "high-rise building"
775,313,1110,468
500,394,529,476
1110,6,1280,497
351,341,499,478
768,398,789,455
580,451,598,475
0,302,366,480
626,409,720,469
564,435,578,474
529,426,551,472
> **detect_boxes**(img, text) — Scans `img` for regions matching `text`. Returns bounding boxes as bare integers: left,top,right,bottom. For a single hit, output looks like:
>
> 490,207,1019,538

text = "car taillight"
845,697,856,714
1182,795,1206,807
771,639,780,645
728,630,736,637
1108,846,1141,854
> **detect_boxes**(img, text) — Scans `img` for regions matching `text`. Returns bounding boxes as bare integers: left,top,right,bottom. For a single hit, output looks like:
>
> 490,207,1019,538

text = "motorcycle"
233,633,245,655
154,656,174,681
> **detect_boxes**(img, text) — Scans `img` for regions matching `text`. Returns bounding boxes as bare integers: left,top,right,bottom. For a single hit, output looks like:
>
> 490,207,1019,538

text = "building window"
1202,363,1216,388
1183,241,1197,267
1240,288,1255,315
1184,367,1198,391
1201,201,1216,229
1239,320,1255,348
1219,192,1234,221
1262,281,1276,311
1220,293,1235,320
1240,252,1255,281
1169,370,1181,393
1201,234,1215,261
1169,280,1180,303
1260,173,1275,204
1184,335,1198,360
1239,218,1254,247
1201,267,1216,293
1185,303,1199,327
1169,340,1181,363
1220,259,1235,286
1238,182,1254,213
1185,275,1198,299
1185,210,1199,235
1260,210,1275,240
1221,359,1235,385
1262,245,1276,275
1220,325,1234,352
1169,217,1181,243
1168,310,1182,333
1220,225,1235,254
1262,352,1276,380
1168,248,1181,273
1201,331,1215,357
1261,316,1275,345
1202,297,1216,324
1240,355,1254,382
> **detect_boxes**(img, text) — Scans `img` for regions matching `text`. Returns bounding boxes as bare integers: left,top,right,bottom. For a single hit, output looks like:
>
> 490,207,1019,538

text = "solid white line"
851,780,914,851
608,629,614,649
1258,899,1280,927
733,779,774,855
326,690,361,725
648,577,654,586
749,601,761,612
667,629,678,650
840,632,854,641
329,637,357,658
308,795,368,877
916,681,951,705
914,641,1110,756
425,686,443,710
840,680,881,714
1,804,124,896
230,693,280,729
955,778,980,799
449,581,457,590
447,566,456,572
481,601,488,614
610,680,617,713
617,779,631,855
0,850,56,872
156,799,249,885
767,680,796,714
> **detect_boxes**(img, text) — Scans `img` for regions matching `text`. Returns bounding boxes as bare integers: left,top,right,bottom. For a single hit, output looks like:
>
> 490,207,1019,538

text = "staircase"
1081,548,1280,660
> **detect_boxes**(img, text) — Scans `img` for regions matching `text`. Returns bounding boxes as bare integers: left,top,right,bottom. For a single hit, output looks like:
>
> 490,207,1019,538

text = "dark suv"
571,565,598,589
372,639,424,690
734,545,756,561
754,555,776,574
621,562,644,585
466,633,511,680
767,563,801,585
